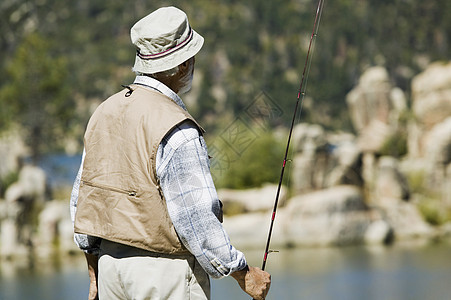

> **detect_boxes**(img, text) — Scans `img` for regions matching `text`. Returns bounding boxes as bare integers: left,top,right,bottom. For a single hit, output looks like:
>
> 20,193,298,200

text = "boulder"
411,61,451,129
218,183,287,214
222,186,393,248
0,128,27,182
390,87,408,115
403,117,451,206
1,165,47,257
36,200,77,256
291,127,364,192
346,66,407,153
292,123,327,151
1,219,21,257
424,117,451,166
291,123,329,193
420,117,451,194
223,211,285,249
381,200,433,240
5,165,47,203
282,185,377,247
370,156,432,240
59,217,78,253
346,67,392,132
0,201,29,258
326,139,363,187
0,200,7,220
224,185,432,248
356,120,391,153
409,61,451,157
346,67,407,129
374,156,410,204
364,219,393,244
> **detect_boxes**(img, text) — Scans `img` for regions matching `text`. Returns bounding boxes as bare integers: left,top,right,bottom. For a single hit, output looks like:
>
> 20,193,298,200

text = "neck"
150,74,179,93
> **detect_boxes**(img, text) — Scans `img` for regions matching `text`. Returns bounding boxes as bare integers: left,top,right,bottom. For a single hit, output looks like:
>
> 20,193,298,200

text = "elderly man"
70,6,271,300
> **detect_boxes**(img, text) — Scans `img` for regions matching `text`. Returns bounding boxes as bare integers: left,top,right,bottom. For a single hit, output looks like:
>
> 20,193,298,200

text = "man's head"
131,6,203,94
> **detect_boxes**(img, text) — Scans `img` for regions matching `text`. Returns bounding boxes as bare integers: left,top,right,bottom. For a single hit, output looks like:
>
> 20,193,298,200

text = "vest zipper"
82,180,138,197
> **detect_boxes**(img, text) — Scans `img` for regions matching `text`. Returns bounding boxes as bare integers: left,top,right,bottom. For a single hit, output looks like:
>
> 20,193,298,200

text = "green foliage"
416,195,451,226
0,33,72,161
210,127,285,189
380,110,413,158
406,170,451,225
406,170,427,195
380,130,408,158
0,171,19,197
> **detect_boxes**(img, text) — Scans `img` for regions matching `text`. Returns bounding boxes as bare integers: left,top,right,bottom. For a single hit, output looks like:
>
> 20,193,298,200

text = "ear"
181,60,189,67
179,57,194,72
179,60,190,73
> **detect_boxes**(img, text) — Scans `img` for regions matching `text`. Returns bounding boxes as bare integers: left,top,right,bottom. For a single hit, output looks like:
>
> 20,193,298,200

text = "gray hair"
133,65,179,77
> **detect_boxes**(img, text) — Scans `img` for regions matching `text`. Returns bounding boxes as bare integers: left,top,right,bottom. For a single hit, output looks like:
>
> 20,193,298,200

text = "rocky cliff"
220,61,451,249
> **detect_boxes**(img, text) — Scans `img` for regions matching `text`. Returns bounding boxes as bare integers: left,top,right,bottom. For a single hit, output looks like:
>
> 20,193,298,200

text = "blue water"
1,242,450,300
0,268,87,300
37,154,82,189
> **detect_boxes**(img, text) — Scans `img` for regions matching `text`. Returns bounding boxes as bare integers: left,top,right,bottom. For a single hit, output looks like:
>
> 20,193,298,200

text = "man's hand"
231,265,271,300
84,253,99,300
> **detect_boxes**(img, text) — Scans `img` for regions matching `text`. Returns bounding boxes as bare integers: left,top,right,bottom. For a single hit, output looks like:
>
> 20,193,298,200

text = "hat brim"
133,29,204,74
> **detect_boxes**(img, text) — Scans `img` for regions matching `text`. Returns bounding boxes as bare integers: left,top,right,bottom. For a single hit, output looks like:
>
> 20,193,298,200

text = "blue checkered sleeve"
156,121,247,278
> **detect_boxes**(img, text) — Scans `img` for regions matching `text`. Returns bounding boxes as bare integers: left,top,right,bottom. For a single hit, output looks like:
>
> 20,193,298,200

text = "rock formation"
222,63,448,248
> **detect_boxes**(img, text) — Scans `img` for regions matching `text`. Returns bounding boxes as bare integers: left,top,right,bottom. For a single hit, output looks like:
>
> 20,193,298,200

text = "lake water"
1,242,450,300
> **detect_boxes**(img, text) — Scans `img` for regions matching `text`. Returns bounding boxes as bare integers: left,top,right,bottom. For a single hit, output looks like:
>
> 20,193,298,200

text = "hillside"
0,0,450,157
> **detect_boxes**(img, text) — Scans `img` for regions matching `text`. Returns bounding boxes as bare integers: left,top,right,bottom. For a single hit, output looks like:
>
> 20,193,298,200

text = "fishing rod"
259,0,326,273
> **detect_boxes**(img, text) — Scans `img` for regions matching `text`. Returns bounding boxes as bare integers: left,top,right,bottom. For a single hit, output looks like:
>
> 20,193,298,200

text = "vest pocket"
82,180,138,197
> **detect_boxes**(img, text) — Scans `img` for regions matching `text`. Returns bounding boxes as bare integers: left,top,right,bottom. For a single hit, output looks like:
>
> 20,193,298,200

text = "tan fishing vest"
74,84,202,255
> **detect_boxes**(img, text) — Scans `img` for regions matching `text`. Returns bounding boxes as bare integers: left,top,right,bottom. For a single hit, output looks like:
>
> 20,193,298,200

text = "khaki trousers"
98,240,210,300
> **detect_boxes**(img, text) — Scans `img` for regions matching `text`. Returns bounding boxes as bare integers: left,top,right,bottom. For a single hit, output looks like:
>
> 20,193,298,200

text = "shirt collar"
133,75,187,111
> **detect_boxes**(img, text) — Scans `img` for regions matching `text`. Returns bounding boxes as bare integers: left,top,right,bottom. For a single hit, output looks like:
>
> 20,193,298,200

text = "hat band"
137,27,193,60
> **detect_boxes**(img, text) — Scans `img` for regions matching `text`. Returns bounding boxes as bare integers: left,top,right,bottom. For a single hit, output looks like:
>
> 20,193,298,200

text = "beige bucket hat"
131,6,204,74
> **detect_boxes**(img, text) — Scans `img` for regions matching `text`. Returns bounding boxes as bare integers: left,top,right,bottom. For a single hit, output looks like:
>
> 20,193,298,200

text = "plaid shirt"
70,76,247,278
